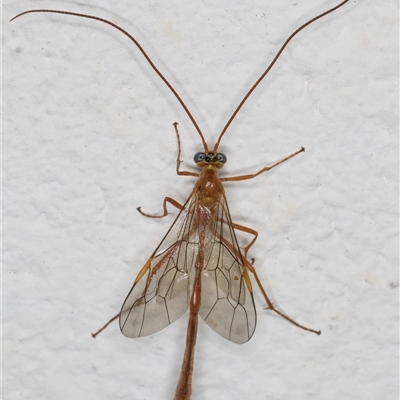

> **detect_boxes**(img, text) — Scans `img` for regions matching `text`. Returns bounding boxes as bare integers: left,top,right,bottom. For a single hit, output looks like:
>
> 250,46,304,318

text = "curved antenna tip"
9,8,209,149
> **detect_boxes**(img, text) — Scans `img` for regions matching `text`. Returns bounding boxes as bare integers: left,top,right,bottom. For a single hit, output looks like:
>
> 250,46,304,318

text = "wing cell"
199,194,257,344
120,198,196,338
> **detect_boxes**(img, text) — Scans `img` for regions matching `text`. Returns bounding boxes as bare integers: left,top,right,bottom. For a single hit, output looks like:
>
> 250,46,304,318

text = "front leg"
173,122,200,178
221,147,304,182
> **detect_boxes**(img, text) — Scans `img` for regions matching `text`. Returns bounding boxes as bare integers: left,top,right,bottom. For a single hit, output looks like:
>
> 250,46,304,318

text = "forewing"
120,196,197,338
200,194,257,344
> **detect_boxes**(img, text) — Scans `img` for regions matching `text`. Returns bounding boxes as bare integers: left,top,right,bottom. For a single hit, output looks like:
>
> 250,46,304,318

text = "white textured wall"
4,1,398,399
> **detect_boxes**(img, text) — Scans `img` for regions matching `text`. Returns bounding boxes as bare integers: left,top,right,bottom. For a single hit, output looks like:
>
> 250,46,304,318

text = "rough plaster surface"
3,1,398,399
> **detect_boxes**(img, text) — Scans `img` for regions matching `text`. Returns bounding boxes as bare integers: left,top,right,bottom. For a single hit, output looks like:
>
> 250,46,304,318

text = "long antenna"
10,9,209,150
11,2,350,152
213,0,350,151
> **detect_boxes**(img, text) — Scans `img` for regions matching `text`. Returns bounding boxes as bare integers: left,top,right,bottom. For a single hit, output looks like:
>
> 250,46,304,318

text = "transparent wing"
119,196,197,338
200,194,257,344
119,191,256,343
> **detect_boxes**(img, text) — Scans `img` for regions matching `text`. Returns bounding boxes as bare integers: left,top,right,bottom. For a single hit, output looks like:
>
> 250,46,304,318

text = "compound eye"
216,153,227,164
194,152,206,163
